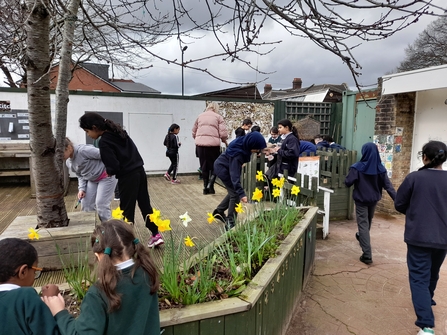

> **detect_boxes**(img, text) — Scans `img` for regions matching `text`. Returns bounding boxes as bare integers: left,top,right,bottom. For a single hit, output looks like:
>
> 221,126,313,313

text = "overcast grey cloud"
133,0,446,96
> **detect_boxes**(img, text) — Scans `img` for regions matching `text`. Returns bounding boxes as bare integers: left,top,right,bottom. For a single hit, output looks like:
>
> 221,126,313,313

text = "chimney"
292,78,302,89
264,84,272,94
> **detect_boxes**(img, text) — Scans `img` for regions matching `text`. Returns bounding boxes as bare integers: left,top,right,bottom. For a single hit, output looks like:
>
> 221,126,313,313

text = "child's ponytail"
418,140,447,171
79,112,128,139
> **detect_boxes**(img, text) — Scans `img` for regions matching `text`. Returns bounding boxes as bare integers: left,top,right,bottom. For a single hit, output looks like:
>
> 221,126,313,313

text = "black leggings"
196,146,221,185
118,167,158,236
166,151,179,180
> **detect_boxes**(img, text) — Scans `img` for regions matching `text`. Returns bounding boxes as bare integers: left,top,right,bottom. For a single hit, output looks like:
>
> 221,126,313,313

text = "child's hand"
240,196,248,203
77,191,85,200
42,293,65,316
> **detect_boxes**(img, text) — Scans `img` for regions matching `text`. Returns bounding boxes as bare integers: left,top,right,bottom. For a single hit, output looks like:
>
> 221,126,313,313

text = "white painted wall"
0,90,210,175
411,88,447,171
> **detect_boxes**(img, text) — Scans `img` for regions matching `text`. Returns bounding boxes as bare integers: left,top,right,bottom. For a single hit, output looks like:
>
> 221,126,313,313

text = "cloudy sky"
130,1,445,96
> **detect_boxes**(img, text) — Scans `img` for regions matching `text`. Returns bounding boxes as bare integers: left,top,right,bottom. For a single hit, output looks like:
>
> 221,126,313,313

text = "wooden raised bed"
159,206,318,335
0,211,96,269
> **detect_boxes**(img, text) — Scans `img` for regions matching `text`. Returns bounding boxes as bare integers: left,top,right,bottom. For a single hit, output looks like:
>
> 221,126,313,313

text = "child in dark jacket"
213,132,268,230
0,238,59,335
79,112,163,248
271,119,301,178
345,142,396,264
394,141,447,335
163,124,181,184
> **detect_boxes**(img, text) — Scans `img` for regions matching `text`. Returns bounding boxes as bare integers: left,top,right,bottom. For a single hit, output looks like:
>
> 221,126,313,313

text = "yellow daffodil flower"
28,227,40,240
155,218,171,232
184,236,195,247
271,178,280,188
256,170,264,182
149,208,161,222
278,177,285,189
272,188,281,198
111,207,124,220
291,185,300,195
252,188,263,202
235,203,244,213
207,213,216,224
179,212,192,227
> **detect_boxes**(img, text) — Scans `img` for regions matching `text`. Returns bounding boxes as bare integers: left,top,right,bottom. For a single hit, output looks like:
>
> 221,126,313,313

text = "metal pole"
181,46,188,96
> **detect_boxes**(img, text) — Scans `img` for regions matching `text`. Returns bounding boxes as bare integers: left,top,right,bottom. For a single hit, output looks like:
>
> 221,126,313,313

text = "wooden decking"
0,174,254,286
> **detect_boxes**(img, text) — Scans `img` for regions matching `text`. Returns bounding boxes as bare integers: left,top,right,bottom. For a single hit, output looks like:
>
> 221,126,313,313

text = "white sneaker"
417,327,435,335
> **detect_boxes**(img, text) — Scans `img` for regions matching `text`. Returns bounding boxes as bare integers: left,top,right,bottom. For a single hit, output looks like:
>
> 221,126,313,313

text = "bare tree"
398,16,447,72
12,0,447,227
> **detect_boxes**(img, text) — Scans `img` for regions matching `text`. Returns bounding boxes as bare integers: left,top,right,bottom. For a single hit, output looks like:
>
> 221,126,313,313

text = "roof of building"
110,80,161,94
196,84,263,100
262,82,348,102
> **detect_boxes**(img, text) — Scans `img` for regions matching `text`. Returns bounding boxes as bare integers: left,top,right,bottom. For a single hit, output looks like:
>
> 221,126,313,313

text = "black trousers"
118,167,157,236
196,146,221,185
166,151,179,180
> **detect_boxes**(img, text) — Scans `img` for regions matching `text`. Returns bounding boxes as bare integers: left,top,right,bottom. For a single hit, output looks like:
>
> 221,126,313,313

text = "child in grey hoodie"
64,138,117,222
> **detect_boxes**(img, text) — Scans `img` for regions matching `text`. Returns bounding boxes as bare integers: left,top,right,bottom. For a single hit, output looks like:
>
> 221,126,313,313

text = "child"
270,119,301,178
79,112,163,248
299,140,317,156
0,238,59,335
268,126,281,145
234,118,253,137
395,141,447,335
64,138,117,222
43,219,160,335
213,132,269,230
163,124,181,184
345,142,396,264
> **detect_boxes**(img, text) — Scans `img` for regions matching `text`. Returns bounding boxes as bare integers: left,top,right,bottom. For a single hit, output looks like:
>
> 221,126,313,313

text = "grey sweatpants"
355,202,377,259
81,175,117,222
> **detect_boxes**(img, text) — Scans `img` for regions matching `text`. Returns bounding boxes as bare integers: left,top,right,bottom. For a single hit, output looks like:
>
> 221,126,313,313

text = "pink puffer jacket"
192,110,228,147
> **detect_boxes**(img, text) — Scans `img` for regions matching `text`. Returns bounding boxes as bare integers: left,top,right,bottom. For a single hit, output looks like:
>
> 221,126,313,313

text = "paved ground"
286,213,447,335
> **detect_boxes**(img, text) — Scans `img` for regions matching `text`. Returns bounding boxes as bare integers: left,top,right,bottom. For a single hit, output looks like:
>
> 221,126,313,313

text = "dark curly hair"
0,238,37,283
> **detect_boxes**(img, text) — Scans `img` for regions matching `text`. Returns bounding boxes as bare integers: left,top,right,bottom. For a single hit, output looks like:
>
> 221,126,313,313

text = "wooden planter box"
159,206,318,335
0,212,96,269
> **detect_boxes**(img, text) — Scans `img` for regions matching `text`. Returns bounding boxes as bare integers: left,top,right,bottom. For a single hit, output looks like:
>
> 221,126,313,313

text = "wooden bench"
0,141,36,197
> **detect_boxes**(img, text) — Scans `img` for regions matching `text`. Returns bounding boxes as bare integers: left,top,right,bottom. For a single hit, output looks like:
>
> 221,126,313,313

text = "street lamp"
181,45,188,96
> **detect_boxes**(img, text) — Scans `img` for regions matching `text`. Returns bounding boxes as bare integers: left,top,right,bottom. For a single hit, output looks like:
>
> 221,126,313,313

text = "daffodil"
28,227,40,240
256,170,264,182
235,203,244,213
291,185,300,195
111,207,124,220
207,213,216,224
184,236,195,247
277,177,285,189
179,212,192,227
155,218,171,232
252,188,263,202
271,178,280,188
272,188,281,198
149,208,161,222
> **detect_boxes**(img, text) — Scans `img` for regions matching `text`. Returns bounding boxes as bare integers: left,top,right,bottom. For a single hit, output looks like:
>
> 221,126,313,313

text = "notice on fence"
297,156,319,189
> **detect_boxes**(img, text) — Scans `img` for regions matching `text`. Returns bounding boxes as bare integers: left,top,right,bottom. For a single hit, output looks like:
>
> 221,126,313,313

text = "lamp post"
181,45,188,96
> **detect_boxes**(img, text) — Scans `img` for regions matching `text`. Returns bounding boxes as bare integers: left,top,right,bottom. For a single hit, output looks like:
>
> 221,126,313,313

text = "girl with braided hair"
43,219,160,335
395,140,447,335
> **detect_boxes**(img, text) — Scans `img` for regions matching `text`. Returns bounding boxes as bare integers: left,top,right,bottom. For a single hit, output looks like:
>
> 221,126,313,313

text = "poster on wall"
373,135,394,178
297,156,320,188
0,101,30,141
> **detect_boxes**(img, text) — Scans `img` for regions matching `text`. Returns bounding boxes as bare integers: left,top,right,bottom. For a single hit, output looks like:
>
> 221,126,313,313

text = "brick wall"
375,81,415,214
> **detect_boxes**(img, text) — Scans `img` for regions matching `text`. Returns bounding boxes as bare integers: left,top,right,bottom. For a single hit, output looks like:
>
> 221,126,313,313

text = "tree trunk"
25,0,69,227
55,0,81,172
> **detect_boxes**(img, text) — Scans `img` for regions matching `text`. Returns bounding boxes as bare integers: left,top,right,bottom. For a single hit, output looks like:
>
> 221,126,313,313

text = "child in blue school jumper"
0,238,59,335
163,123,181,184
213,131,268,230
79,112,163,248
43,220,160,335
395,140,447,335
345,142,396,264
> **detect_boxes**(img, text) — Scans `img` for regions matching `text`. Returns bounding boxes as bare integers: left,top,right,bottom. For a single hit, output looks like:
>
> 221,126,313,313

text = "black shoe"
355,232,360,242
208,187,215,194
359,255,372,264
212,209,226,223
203,188,209,195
